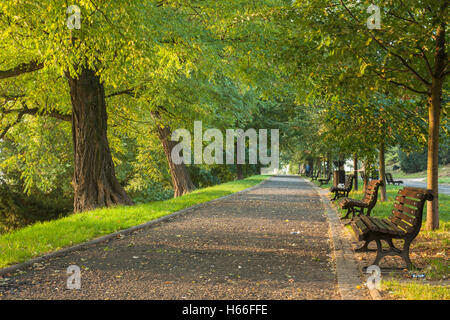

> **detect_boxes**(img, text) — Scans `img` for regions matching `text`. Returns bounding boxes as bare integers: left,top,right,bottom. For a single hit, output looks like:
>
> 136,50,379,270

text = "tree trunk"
236,163,244,180
67,67,133,212
322,158,326,178
379,140,387,201
363,160,369,193
155,120,196,197
426,23,446,230
326,153,331,175
353,155,358,191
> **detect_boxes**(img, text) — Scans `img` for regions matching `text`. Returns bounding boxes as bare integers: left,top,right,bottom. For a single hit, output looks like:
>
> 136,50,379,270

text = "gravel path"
0,176,340,300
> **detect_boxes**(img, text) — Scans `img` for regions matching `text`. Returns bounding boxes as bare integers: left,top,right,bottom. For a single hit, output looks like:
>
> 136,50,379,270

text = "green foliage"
188,166,221,188
398,148,428,173
0,182,72,234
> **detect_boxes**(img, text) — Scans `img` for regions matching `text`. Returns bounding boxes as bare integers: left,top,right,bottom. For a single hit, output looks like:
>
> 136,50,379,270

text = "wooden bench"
350,187,433,269
339,180,383,219
330,174,354,201
310,170,320,181
318,172,332,186
386,173,403,185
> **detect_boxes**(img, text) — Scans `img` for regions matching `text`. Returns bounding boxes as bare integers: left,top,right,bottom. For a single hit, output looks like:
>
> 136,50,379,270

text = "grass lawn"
0,175,268,269
311,177,449,300
381,280,450,300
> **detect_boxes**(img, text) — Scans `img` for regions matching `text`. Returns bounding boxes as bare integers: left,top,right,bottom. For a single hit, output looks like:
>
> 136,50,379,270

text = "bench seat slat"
360,216,379,232
351,221,365,241
381,219,406,235
389,215,414,233
376,218,404,235
368,216,391,233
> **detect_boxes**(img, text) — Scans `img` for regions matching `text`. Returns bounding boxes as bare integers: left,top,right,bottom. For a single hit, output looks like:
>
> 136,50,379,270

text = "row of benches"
323,174,431,269
314,172,403,187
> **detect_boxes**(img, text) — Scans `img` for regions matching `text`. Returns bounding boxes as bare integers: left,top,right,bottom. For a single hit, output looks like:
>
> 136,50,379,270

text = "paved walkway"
0,176,363,300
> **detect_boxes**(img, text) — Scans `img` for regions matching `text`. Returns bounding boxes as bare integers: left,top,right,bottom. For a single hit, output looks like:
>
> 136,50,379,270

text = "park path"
0,176,342,300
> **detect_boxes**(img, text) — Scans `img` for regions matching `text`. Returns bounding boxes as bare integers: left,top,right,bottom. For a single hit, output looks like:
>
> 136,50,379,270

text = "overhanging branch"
0,61,43,80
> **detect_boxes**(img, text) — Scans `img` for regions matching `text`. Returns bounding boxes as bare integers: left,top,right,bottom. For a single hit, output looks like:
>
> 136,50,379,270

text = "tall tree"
0,1,216,211
288,0,448,228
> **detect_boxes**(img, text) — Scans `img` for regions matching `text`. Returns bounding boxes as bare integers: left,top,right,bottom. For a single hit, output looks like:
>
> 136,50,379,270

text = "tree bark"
426,23,446,230
67,67,133,212
322,158,326,178
353,155,358,191
326,153,331,175
236,163,244,180
379,140,387,201
155,121,196,197
363,160,370,193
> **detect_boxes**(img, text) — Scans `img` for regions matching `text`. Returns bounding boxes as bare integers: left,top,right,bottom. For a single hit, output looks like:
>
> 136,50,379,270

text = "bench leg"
401,240,414,270
355,240,376,252
340,208,352,219
354,207,363,218
372,239,384,266
386,239,401,253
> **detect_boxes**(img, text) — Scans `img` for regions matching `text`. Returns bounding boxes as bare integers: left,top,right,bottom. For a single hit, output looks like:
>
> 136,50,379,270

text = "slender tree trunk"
236,164,244,180
326,153,331,175
67,67,133,212
153,116,196,197
338,154,345,183
426,23,446,230
363,160,369,193
353,155,358,191
379,140,387,201
323,158,326,178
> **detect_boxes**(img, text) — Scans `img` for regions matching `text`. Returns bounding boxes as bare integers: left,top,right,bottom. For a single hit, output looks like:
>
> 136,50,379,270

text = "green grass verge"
0,175,268,269
381,280,450,300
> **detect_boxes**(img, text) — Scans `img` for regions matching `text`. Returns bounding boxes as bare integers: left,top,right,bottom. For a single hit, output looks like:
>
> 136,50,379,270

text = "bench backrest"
389,187,433,237
362,179,383,207
344,174,354,191
386,173,394,183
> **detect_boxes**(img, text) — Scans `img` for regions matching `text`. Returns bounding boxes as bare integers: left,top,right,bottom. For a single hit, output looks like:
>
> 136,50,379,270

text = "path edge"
0,177,270,277
305,178,380,300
